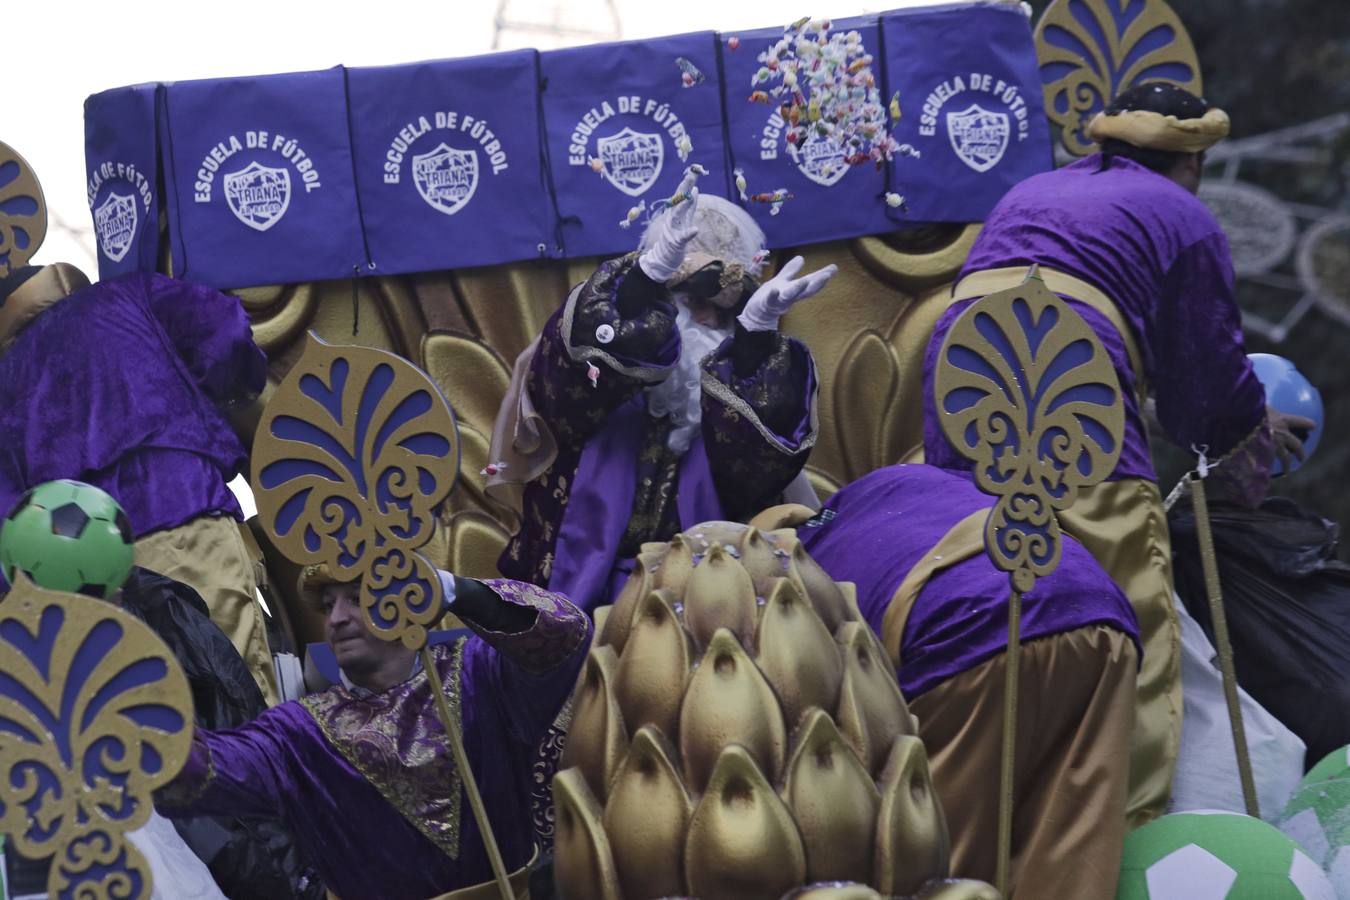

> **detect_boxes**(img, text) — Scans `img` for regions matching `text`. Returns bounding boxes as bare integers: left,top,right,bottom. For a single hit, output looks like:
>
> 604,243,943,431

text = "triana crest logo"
918,72,1031,174
193,131,322,230
382,111,510,217
412,143,479,216
796,133,850,187
567,95,693,199
94,193,138,263
86,160,153,265
224,161,291,232
597,127,664,197
946,104,1010,174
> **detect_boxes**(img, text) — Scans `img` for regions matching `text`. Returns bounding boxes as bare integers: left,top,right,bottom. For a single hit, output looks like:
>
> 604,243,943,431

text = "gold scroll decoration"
1034,0,1203,157
555,519,998,900
932,270,1123,892
0,574,194,900
251,333,461,650
933,272,1124,593
0,141,48,276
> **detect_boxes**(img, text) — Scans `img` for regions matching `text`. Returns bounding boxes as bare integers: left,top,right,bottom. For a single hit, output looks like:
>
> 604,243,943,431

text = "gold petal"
680,629,787,794
756,579,844,726
560,645,628,802
685,745,807,900
684,543,757,651
782,709,880,884
874,736,950,896
910,880,1001,900
657,534,698,598
603,726,693,899
739,526,789,594
614,590,692,739
786,541,849,632
553,767,623,900
836,622,915,777
782,885,885,900
597,555,654,654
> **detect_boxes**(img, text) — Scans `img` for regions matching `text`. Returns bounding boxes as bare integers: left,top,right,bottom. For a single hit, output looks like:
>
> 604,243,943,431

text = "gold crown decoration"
553,520,999,900
0,141,48,277
1034,0,1203,157
0,573,194,900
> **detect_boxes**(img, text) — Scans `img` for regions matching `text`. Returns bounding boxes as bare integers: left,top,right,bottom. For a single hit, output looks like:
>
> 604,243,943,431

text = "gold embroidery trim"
301,639,467,860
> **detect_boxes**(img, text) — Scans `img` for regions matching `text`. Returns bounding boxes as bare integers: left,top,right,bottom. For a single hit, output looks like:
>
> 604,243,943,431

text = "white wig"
639,194,767,278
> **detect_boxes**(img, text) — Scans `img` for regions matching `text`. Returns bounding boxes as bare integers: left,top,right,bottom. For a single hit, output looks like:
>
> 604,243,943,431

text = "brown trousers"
135,515,279,706
910,626,1137,900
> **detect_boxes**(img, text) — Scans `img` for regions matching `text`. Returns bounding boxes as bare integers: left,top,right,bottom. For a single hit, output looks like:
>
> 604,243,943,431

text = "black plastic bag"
118,567,325,900
1170,495,1350,768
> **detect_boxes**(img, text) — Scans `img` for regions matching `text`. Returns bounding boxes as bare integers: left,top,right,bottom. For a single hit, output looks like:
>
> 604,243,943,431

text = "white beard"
645,301,732,454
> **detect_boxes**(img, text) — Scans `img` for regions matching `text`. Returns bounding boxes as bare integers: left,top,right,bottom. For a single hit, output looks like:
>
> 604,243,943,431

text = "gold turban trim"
1086,106,1231,154
0,263,91,353
296,562,354,609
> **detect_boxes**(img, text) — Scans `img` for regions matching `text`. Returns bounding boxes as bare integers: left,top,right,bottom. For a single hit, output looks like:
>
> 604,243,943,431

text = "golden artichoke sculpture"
553,520,999,900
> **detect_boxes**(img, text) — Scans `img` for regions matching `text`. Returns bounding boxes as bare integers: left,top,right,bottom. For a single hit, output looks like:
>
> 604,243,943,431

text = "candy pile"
750,18,918,172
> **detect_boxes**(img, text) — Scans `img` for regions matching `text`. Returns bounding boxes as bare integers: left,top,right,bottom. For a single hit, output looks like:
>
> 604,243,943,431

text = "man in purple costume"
799,462,1139,899
920,82,1311,824
156,565,590,900
486,176,836,612
0,264,278,704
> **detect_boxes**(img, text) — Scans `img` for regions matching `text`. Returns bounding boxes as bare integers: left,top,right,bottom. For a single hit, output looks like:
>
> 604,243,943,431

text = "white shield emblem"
411,143,479,216
223,161,292,232
94,192,138,263
597,127,664,197
796,132,849,188
946,104,1010,174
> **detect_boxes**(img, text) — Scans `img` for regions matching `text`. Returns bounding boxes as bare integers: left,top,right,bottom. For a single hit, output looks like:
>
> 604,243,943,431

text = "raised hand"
738,255,838,332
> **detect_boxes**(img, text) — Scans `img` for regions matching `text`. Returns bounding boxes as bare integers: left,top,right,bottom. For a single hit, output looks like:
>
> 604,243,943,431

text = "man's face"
321,582,399,680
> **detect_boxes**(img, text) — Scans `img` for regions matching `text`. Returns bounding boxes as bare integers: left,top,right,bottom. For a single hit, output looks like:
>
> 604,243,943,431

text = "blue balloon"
1249,353,1324,475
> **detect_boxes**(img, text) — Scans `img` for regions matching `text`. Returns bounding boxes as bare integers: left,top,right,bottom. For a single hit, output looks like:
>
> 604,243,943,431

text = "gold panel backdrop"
237,226,979,632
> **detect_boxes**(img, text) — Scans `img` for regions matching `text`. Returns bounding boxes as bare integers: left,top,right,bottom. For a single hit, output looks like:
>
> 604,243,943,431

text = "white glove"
638,187,700,283
737,255,838,332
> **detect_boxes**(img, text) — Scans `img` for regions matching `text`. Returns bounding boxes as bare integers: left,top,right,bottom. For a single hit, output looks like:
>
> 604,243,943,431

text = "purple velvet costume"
497,252,817,611
0,272,264,531
923,154,1268,490
800,464,1139,698
157,579,590,900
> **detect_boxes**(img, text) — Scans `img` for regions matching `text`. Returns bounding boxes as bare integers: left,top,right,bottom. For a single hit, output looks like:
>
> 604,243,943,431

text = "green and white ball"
1302,746,1350,791
1279,779,1350,898
1118,811,1335,899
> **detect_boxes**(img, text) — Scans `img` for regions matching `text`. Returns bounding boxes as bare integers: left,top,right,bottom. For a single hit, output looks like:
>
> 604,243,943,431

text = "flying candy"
734,167,748,201
750,188,794,216
587,364,600,388
676,57,706,88
480,462,509,477
676,134,693,161
885,192,905,208
589,156,604,174
750,17,917,182
727,36,741,50
619,199,646,229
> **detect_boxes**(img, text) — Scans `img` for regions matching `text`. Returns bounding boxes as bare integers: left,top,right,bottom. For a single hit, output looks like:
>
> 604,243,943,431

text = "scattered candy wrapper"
889,91,902,121
885,192,905,208
676,57,706,88
751,188,794,216
619,199,646,229
480,461,508,477
587,363,601,388
676,133,693,161
734,167,748,201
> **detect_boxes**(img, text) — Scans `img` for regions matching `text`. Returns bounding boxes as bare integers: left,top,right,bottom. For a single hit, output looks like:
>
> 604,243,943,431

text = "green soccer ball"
1303,746,1350,790
1279,779,1350,898
1118,811,1335,899
0,480,135,599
